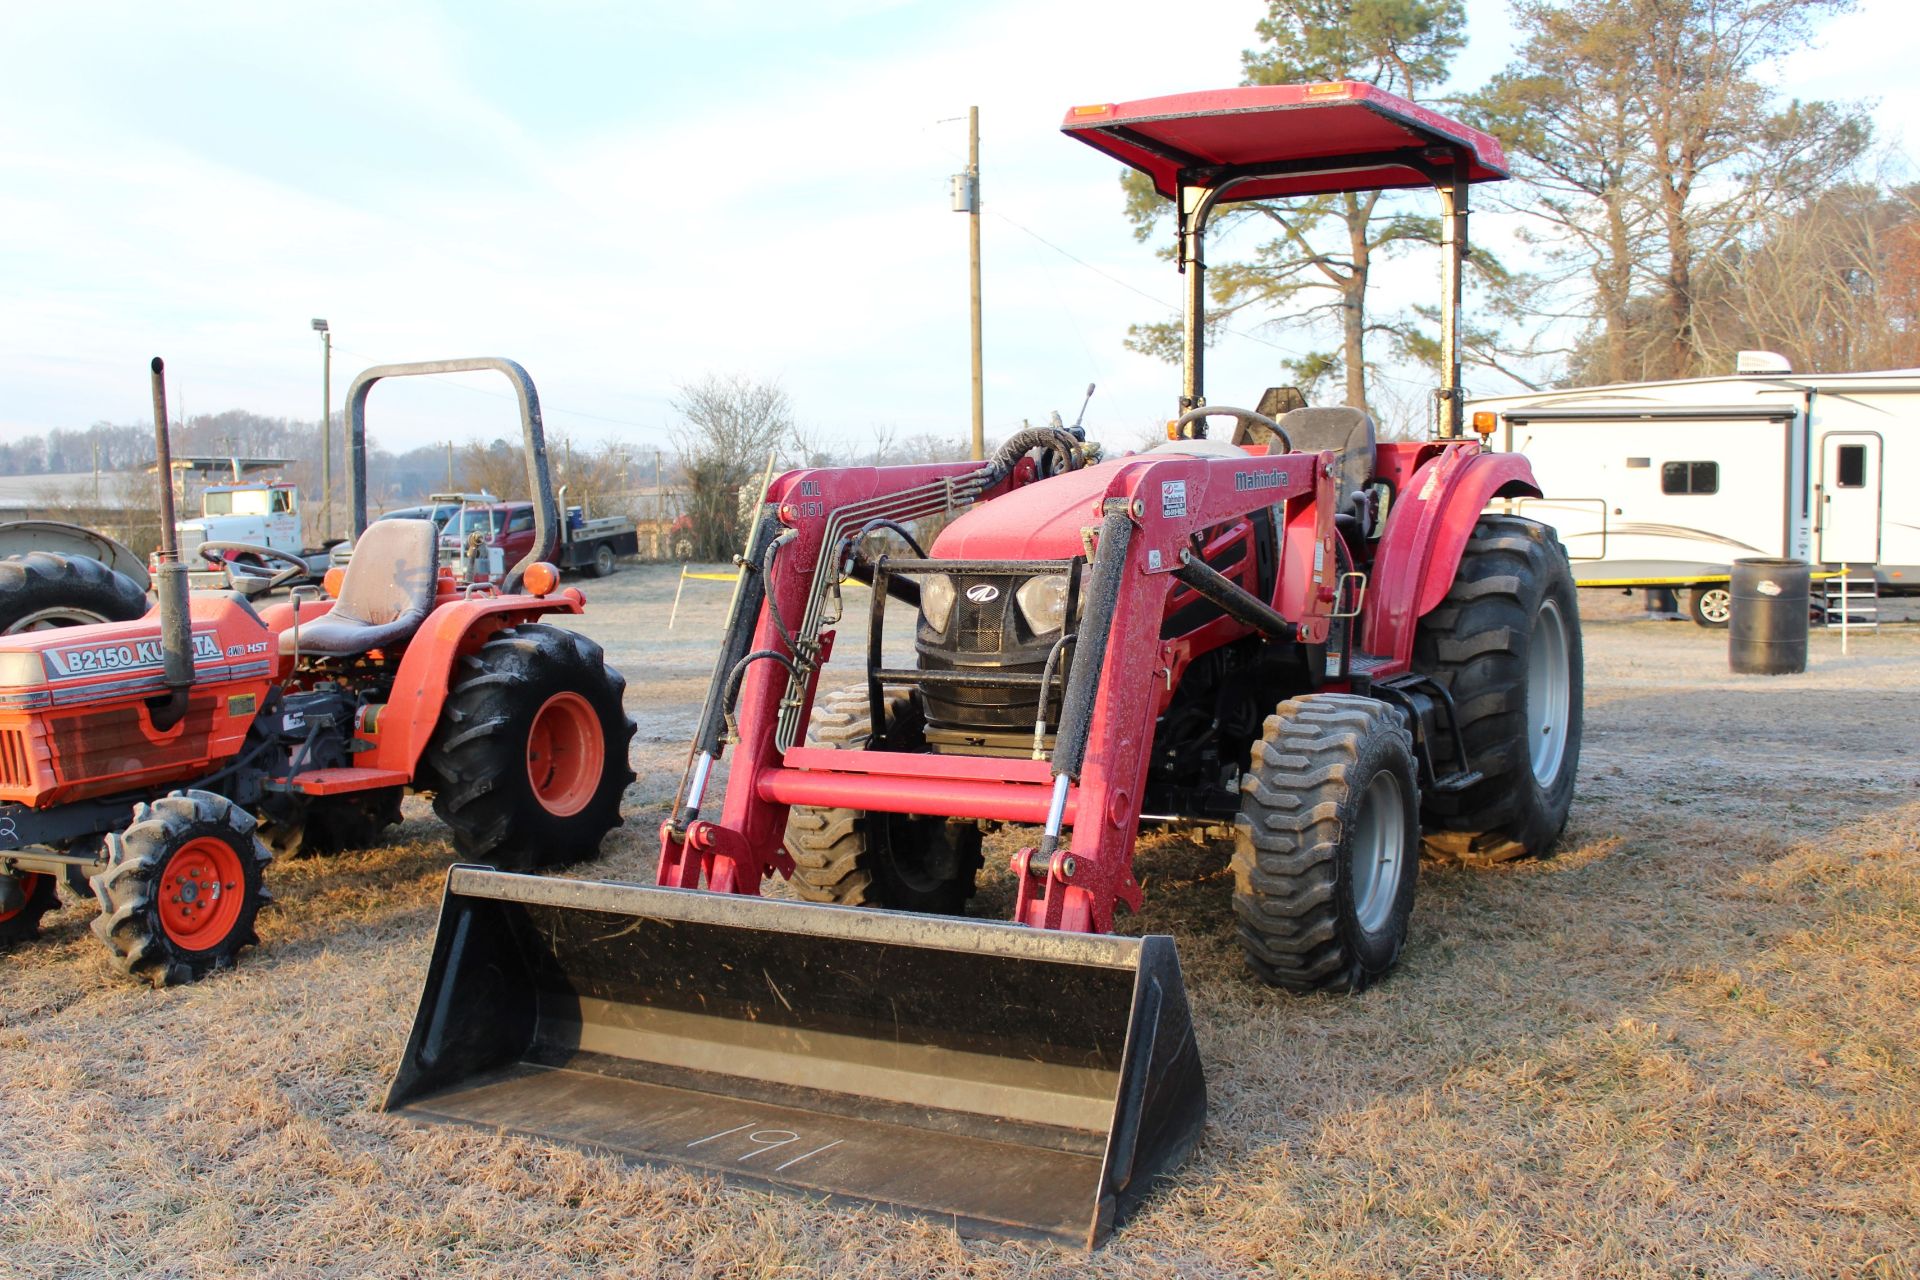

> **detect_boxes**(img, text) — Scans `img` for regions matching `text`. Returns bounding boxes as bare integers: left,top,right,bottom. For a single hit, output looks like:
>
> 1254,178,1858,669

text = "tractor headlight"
0,652,46,686
920,572,956,633
1015,573,1072,633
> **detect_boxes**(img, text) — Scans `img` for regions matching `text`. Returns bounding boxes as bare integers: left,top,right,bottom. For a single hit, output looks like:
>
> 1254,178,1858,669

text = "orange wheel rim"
0,871,44,923
158,837,246,950
526,691,603,817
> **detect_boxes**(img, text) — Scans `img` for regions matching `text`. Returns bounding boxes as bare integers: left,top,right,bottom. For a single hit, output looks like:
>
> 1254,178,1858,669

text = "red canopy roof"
1062,82,1507,202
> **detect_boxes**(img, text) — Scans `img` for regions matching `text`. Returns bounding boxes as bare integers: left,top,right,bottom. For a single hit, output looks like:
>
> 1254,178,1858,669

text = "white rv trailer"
1470,365,1917,625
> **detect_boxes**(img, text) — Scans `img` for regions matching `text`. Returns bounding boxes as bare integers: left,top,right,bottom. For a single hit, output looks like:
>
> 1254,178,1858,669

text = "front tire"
425,624,635,870
0,872,60,948
1413,515,1583,856
783,687,983,913
1232,695,1421,992
1689,584,1731,628
90,791,272,986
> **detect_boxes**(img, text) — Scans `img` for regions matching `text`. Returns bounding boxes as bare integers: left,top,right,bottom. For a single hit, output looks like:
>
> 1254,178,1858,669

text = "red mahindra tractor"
0,357,634,984
384,84,1580,1247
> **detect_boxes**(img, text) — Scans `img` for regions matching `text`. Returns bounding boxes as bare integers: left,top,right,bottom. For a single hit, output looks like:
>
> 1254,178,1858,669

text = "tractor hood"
933,457,1134,561
0,595,271,705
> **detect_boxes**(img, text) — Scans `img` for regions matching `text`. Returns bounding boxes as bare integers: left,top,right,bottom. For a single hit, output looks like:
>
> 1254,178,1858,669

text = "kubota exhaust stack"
383,868,1205,1247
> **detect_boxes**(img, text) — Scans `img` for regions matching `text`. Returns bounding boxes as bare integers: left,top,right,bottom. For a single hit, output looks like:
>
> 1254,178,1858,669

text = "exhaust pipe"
384,869,1206,1247
148,357,194,731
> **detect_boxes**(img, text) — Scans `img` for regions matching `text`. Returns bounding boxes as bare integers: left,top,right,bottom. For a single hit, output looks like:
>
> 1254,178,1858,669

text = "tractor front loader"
0,357,634,984
386,83,1582,1247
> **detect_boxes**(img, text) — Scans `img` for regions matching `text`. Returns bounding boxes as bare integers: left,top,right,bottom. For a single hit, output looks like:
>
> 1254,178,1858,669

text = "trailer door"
1818,433,1881,564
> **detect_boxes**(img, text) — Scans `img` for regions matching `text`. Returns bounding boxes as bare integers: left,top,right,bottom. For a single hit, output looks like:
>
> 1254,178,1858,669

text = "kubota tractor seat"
1274,406,1378,538
279,518,439,657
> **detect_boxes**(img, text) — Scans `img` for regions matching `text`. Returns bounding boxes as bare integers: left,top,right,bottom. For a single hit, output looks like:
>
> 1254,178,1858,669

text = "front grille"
954,581,1013,654
0,727,34,790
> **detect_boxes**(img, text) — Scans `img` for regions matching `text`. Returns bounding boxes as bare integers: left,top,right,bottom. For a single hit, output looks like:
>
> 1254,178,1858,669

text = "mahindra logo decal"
964,583,1000,603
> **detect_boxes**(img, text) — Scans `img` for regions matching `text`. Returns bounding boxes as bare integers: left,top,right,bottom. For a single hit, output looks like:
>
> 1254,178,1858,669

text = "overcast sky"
3,0,1911,455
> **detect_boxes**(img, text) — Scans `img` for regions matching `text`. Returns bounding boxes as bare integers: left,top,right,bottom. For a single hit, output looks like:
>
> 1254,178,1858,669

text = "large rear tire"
0,551,149,633
1413,515,1583,855
1233,694,1421,992
425,624,635,871
783,687,983,914
257,788,404,858
90,791,272,986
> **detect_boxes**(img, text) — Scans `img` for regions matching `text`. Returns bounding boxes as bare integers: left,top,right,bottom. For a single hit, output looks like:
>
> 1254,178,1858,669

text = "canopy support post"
1178,183,1207,419
1435,153,1468,440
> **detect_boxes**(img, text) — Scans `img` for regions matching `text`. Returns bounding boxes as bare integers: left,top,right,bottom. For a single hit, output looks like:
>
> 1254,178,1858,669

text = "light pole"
950,107,983,461
311,318,332,540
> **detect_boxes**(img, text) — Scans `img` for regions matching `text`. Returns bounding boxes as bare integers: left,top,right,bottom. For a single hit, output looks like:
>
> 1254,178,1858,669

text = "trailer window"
1835,444,1868,489
1660,461,1719,495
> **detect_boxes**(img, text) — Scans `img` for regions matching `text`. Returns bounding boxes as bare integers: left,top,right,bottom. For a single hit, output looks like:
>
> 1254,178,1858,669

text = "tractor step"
384,868,1205,1248
274,766,413,795
1426,768,1484,794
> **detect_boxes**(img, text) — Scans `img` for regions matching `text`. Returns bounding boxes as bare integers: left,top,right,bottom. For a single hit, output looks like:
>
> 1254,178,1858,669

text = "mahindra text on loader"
0,358,634,984
386,83,1583,1247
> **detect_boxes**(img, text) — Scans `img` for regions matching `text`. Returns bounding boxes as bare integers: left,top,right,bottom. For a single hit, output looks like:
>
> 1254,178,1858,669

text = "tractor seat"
1276,406,1376,504
280,519,439,657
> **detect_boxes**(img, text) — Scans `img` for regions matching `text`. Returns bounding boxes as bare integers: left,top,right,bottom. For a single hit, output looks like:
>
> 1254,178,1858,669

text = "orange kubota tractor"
0,357,634,984
384,84,1581,1247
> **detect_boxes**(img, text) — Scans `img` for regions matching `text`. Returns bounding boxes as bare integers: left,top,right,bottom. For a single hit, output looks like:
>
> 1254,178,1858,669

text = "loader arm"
662,443,1341,935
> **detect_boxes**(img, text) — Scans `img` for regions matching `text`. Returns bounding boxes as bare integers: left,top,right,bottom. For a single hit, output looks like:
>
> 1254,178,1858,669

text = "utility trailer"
386,82,1582,1247
1471,363,1920,625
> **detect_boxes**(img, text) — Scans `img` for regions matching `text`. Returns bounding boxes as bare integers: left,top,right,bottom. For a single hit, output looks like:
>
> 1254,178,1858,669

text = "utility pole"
446,440,454,490
951,107,984,461
312,318,332,538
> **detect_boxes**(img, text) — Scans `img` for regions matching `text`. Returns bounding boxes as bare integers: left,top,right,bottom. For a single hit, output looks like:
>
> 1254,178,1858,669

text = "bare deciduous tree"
672,374,795,559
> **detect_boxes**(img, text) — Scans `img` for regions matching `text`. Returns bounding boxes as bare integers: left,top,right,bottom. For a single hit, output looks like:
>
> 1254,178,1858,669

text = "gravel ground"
1,565,1915,1278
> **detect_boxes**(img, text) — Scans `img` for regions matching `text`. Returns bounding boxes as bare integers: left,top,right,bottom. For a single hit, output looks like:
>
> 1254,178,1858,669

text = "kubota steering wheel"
195,542,310,591
1171,405,1293,452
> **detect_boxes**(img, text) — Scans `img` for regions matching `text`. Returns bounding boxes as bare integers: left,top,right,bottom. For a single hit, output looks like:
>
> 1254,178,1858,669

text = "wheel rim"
526,692,604,817
1528,597,1572,786
158,837,246,951
1700,588,1732,624
4,606,108,634
1350,770,1407,935
0,871,45,922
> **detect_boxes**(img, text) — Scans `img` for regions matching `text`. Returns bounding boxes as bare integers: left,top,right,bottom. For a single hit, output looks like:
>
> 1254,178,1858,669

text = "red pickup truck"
443,501,638,580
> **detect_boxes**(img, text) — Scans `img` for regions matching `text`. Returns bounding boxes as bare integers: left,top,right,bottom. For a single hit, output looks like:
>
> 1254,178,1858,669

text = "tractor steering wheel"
1171,405,1293,452
196,542,310,591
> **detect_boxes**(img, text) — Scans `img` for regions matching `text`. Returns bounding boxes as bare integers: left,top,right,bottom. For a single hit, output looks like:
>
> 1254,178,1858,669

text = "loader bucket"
383,867,1206,1247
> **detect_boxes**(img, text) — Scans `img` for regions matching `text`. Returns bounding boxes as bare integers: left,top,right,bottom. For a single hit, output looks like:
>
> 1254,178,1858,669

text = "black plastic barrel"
1729,558,1809,675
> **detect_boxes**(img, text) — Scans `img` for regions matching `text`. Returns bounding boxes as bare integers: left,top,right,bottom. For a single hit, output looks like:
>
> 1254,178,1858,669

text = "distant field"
2,566,1916,1278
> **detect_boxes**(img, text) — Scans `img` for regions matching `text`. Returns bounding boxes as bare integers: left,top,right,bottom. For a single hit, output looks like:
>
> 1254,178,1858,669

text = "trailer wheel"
1232,694,1420,992
1689,585,1731,628
784,687,983,914
1413,515,1583,856
257,788,404,858
90,791,272,986
425,624,635,871
0,872,61,948
0,551,149,634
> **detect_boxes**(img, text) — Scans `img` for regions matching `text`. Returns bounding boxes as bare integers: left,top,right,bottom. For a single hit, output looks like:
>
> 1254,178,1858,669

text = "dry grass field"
2,568,1916,1279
